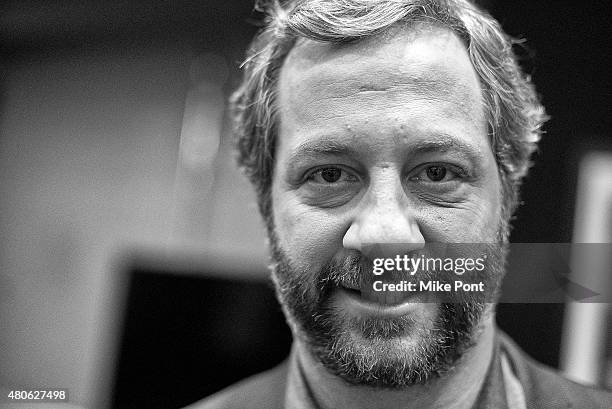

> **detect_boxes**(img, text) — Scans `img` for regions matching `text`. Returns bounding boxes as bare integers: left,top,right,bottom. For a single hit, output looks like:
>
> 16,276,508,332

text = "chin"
298,300,484,387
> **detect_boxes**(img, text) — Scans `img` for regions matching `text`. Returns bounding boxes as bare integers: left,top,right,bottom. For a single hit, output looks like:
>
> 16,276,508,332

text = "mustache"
315,250,484,303
318,251,366,293
272,242,504,306
317,252,442,293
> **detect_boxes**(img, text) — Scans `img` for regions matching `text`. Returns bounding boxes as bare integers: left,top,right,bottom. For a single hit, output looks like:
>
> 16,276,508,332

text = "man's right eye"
306,167,359,184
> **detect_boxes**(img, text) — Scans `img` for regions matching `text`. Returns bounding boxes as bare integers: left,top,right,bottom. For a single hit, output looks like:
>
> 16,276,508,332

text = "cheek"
418,176,502,242
419,204,499,242
272,191,349,272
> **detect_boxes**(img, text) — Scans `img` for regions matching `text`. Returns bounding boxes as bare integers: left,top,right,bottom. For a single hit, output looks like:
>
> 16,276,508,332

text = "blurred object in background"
171,52,225,242
0,44,189,408
561,153,612,386
0,1,263,408
109,254,291,409
170,49,267,261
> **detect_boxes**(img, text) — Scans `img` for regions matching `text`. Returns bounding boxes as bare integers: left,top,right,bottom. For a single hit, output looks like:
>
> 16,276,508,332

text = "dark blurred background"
0,1,610,408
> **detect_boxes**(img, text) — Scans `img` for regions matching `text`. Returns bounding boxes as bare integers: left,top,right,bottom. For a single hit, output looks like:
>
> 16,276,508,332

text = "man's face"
269,25,503,386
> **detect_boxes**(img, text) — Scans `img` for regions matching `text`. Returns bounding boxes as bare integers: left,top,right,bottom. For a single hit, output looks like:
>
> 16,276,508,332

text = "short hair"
230,0,548,226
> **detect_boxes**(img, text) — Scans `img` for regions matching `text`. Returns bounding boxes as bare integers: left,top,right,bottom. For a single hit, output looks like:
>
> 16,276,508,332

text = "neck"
292,313,496,409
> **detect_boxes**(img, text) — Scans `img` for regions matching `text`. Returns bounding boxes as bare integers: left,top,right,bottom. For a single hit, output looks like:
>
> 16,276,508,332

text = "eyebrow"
409,134,486,162
286,132,486,167
287,140,358,162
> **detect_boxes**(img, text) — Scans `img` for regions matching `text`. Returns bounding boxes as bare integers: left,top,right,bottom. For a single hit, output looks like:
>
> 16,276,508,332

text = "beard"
268,234,508,388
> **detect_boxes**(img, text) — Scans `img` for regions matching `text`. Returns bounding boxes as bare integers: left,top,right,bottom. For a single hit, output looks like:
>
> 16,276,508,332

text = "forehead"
277,24,486,152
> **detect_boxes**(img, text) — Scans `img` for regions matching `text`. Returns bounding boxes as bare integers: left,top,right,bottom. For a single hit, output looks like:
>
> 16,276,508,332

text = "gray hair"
230,0,548,226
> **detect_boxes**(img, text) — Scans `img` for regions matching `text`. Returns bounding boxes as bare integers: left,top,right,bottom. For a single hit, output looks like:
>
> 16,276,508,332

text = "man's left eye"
410,165,461,183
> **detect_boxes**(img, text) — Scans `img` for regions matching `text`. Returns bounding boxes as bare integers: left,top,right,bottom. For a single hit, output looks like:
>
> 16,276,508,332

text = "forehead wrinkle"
280,56,483,127
277,23,489,163
283,82,481,126
283,57,475,102
281,24,480,99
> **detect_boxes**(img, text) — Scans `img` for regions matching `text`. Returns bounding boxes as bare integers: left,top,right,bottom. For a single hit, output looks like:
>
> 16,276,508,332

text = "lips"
336,286,425,318
340,282,414,306
361,286,412,305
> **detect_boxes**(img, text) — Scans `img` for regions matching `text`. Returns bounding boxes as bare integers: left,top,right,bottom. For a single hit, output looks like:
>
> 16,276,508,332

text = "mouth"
337,284,425,317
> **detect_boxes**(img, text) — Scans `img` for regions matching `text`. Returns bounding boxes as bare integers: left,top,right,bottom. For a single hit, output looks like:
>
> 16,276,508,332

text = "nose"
343,176,425,257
